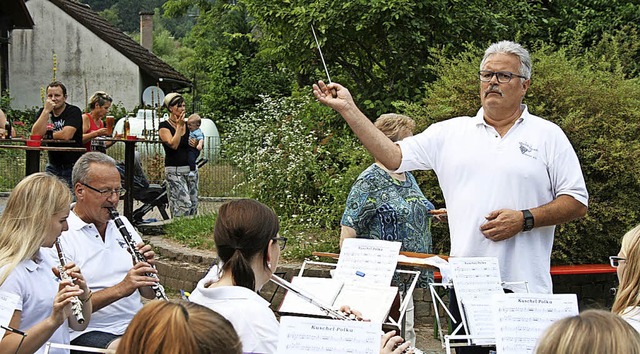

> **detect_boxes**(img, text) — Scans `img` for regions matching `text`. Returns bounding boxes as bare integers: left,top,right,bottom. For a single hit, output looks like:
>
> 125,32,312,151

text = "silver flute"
270,274,352,320
107,207,168,300
54,238,85,324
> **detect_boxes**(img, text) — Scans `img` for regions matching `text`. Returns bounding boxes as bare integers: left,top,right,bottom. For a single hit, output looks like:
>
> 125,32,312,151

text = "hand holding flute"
52,238,92,327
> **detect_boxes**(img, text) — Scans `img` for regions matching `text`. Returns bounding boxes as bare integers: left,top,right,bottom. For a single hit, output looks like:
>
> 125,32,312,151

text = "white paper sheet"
493,293,579,354
334,238,401,286
276,316,381,354
449,257,503,345
278,277,344,317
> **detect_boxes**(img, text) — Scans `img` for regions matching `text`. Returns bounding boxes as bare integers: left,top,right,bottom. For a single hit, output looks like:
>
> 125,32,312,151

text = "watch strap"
522,209,534,231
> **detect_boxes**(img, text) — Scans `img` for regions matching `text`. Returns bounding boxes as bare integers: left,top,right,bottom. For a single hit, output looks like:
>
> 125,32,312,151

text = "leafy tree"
163,0,293,120
242,0,549,117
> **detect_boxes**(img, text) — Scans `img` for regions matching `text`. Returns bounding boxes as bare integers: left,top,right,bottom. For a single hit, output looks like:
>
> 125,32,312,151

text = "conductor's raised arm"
313,81,402,170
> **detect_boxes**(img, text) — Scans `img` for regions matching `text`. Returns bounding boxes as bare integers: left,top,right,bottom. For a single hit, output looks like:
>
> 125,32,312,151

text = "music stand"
429,280,530,354
296,259,420,337
44,343,116,353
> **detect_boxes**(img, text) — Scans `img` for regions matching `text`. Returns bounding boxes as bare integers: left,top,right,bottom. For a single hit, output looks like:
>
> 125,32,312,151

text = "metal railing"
0,137,246,197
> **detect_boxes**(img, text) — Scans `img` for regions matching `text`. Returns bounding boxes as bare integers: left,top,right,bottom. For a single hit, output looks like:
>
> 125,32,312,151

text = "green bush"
224,93,370,231
400,44,640,264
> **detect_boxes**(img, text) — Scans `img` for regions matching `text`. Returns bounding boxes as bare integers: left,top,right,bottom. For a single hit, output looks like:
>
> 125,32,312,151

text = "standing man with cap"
31,81,84,187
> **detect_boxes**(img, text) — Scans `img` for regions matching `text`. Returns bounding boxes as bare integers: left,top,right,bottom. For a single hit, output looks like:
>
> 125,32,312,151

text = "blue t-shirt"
189,128,204,141
341,163,435,288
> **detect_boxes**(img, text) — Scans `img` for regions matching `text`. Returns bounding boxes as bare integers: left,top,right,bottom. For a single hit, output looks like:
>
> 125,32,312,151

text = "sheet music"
333,284,398,324
462,299,496,345
278,277,343,317
334,238,400,286
0,291,20,339
493,293,579,354
449,257,503,300
276,316,380,354
449,257,503,345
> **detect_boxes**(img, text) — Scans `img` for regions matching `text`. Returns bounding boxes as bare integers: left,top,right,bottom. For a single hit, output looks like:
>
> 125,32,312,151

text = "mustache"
485,85,503,97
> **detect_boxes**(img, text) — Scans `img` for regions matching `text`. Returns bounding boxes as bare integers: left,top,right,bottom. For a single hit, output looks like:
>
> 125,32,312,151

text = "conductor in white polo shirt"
314,40,588,353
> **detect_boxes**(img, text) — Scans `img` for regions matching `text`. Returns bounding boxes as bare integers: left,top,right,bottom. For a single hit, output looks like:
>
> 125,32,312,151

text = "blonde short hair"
374,113,415,142
534,309,640,354
612,224,640,314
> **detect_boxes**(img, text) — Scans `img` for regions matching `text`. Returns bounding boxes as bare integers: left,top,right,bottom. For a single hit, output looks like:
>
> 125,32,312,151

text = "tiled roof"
49,0,190,88
2,0,34,29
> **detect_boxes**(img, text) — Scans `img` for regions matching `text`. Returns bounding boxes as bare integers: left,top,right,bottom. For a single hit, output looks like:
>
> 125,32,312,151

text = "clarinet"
107,207,168,300
54,238,85,324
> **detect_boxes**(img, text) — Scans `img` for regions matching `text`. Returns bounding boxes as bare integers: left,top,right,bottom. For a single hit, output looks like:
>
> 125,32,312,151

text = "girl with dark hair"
189,199,283,353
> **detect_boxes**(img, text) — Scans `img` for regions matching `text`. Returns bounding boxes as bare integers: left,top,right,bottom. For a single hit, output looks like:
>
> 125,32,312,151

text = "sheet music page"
493,293,579,354
462,299,496,345
276,316,380,354
449,257,503,301
449,257,503,344
334,238,401,286
0,291,20,338
278,277,343,317
333,284,398,324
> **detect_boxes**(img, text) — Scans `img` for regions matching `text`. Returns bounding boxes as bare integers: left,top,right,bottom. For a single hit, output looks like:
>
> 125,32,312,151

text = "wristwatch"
522,209,534,232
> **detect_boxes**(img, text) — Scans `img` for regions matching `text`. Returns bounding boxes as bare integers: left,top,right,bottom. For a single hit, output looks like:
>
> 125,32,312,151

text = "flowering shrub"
224,94,369,229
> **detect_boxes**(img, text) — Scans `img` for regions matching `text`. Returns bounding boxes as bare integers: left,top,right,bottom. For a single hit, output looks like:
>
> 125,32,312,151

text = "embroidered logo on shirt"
519,141,538,159
116,238,129,249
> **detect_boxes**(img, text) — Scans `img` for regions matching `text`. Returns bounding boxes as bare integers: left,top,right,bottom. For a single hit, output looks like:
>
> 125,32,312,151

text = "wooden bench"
433,263,616,282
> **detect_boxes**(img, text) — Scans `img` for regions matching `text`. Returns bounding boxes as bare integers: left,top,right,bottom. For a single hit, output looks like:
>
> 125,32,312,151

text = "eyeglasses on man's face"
610,256,626,268
272,237,288,251
80,182,126,197
479,70,527,83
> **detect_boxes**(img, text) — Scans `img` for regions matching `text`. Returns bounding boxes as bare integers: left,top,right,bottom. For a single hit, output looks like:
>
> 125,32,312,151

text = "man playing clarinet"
56,152,160,352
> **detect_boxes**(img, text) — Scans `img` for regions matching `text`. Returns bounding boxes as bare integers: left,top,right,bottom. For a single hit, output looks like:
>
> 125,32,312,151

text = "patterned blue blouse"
341,163,435,288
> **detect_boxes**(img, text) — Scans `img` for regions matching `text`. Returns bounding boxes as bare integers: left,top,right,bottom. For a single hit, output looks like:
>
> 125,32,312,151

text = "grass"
163,211,340,262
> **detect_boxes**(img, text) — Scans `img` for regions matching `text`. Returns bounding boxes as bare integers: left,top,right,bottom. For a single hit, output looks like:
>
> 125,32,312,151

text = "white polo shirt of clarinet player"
56,209,144,340
396,105,588,294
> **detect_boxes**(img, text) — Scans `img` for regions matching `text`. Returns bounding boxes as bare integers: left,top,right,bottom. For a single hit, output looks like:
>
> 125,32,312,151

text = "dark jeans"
45,163,73,189
449,289,496,354
188,148,200,171
71,331,120,353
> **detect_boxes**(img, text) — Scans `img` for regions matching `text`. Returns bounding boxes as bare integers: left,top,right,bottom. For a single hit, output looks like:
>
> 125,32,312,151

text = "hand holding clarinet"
108,207,168,300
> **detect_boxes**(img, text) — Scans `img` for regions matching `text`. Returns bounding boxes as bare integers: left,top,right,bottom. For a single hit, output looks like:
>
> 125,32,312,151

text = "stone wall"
148,235,618,323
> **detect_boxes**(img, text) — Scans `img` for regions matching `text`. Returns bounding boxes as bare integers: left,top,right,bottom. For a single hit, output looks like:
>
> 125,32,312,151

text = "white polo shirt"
189,266,280,354
57,210,143,339
396,105,588,293
0,249,70,354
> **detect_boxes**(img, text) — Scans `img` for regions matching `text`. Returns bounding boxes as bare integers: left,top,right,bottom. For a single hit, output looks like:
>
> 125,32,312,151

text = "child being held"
187,114,205,177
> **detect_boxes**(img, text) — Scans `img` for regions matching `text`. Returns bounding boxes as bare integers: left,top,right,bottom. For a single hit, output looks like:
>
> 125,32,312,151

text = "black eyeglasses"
80,182,126,197
272,237,288,251
610,256,626,268
479,70,527,83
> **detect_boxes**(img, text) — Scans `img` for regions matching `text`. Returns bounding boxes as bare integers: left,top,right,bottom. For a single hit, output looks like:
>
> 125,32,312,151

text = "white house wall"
8,0,141,111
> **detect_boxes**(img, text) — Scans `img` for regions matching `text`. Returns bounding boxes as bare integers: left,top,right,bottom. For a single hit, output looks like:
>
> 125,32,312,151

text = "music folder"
277,276,398,324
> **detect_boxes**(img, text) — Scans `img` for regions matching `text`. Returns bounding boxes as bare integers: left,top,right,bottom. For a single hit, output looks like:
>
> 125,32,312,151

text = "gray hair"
480,40,532,80
72,152,118,186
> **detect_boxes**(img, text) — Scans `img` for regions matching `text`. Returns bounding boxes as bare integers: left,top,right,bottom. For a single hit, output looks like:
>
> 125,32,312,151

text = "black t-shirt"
36,104,83,166
159,120,190,166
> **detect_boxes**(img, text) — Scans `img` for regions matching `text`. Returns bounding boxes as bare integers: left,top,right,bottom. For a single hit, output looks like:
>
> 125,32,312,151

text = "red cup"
30,134,42,141
126,135,137,141
26,140,41,147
